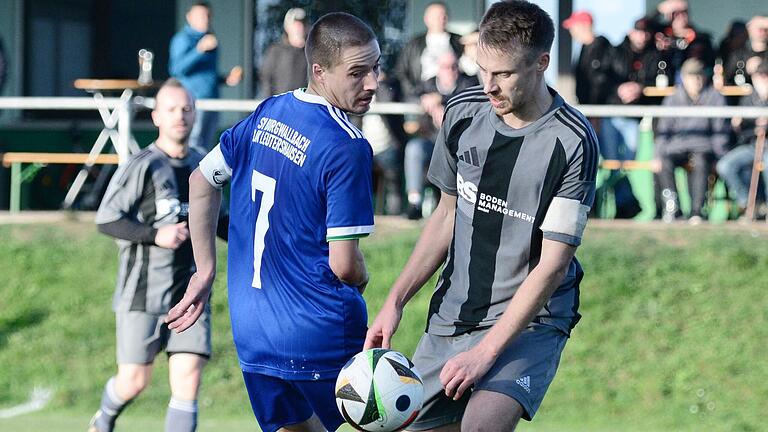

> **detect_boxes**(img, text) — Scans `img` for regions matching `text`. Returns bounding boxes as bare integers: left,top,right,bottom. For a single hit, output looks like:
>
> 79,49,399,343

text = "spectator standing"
404,51,478,219
258,7,309,98
716,61,768,214
654,0,716,77
88,80,227,432
563,10,614,107
363,72,408,215
715,20,749,88
459,30,480,79
654,58,729,224
169,2,242,153
722,16,768,87
395,1,463,101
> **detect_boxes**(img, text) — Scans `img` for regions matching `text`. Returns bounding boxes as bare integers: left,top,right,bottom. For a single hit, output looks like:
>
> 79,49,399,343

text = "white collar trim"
293,88,331,106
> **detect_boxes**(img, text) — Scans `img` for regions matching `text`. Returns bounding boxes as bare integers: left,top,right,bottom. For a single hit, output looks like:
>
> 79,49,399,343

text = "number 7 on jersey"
251,170,276,288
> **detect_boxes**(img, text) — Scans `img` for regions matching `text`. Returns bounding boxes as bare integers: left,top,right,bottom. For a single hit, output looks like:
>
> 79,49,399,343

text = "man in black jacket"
395,2,463,101
563,10,614,106
258,8,309,98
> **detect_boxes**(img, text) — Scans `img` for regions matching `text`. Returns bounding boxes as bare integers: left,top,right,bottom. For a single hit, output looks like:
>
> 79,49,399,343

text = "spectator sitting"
404,51,478,219
258,7,309,98
395,1,463,101
362,72,408,215
169,2,242,153
716,61,768,215
654,58,730,224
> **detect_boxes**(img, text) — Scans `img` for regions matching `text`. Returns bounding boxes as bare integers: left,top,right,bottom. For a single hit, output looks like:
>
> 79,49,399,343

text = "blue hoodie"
169,25,220,99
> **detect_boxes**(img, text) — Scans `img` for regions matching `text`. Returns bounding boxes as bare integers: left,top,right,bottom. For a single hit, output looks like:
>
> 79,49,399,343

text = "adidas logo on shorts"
516,376,531,393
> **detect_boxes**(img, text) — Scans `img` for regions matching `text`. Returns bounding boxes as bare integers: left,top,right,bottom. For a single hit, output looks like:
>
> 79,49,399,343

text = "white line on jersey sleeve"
326,107,357,139
326,225,375,241
540,197,589,245
198,144,232,189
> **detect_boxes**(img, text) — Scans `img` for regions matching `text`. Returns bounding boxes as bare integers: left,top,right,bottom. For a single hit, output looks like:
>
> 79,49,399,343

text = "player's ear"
151,109,161,128
536,52,550,73
310,63,325,83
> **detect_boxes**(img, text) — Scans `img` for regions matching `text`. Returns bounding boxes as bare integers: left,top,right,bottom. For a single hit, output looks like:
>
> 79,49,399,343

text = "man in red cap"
563,10,614,106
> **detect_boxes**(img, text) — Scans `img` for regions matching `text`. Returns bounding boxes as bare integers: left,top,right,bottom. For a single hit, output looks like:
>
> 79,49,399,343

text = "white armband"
198,144,232,189
540,197,589,245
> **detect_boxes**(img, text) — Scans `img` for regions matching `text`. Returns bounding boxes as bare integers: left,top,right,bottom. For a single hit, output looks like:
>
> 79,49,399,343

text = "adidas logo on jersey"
516,376,531,393
457,146,481,167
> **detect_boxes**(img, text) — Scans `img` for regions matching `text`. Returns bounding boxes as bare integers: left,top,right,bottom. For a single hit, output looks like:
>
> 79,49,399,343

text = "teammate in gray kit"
364,1,598,430
88,79,227,432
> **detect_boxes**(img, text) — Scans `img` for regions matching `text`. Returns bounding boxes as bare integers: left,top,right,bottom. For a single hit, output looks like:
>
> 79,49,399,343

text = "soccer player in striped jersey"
89,79,227,432
365,1,598,430
166,12,379,432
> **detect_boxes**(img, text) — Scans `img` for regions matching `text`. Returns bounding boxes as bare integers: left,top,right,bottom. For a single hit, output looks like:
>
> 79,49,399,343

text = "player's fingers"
443,375,462,399
381,331,392,350
454,380,473,400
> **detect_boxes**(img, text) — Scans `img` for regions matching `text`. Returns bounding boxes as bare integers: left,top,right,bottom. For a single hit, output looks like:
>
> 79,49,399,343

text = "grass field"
1,216,767,431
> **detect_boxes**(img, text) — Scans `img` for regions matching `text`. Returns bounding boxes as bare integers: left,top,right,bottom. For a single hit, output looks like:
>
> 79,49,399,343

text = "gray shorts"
115,306,211,364
409,324,568,430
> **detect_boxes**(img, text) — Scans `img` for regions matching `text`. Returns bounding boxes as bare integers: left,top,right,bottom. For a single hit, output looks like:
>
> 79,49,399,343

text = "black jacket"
574,35,615,104
608,37,669,105
395,32,463,101
259,40,308,98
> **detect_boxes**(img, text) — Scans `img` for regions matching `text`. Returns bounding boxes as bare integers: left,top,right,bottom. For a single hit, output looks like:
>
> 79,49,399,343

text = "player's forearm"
477,242,575,357
386,194,456,310
189,169,221,278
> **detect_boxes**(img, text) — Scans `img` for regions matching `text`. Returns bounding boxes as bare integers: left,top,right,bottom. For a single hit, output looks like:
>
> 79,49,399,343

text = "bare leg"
461,390,524,432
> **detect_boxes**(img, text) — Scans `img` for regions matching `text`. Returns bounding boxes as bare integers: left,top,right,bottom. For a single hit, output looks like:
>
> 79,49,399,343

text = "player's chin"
347,98,373,114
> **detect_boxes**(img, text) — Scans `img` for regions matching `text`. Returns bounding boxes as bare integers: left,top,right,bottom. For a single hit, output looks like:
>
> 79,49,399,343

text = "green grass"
1,219,767,431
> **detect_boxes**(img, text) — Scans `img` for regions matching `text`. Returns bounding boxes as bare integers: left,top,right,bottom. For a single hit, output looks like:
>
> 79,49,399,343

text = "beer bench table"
1,152,120,213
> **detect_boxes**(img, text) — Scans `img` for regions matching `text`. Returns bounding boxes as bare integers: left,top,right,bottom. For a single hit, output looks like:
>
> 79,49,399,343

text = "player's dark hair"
479,0,554,63
305,12,376,70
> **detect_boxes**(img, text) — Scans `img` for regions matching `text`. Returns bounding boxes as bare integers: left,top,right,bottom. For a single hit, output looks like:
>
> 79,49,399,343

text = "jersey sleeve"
323,140,375,241
95,158,146,225
199,112,257,188
540,139,598,247
426,112,459,195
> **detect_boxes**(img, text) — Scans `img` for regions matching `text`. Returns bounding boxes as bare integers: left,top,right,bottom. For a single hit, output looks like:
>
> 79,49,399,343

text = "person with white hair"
259,7,310,97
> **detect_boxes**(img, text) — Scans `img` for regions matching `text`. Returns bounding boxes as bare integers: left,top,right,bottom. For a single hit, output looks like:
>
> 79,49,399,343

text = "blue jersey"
199,89,374,380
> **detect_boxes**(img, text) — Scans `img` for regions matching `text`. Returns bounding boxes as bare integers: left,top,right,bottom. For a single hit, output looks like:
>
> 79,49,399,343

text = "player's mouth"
489,97,506,108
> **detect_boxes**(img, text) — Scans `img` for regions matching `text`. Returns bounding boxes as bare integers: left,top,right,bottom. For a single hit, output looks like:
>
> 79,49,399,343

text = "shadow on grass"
0,308,48,349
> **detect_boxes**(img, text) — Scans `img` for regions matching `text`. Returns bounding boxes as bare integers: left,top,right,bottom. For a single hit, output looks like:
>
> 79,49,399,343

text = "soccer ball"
335,349,424,432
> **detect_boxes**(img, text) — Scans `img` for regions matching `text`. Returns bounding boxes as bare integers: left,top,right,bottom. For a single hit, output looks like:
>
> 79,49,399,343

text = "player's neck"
156,138,188,159
306,83,332,105
502,84,553,129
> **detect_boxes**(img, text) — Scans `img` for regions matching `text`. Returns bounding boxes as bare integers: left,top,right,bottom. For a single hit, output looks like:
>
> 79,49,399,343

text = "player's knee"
117,368,152,397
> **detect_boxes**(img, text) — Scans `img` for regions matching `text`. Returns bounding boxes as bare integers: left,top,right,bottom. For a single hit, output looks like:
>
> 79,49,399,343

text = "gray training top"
95,144,203,314
426,85,598,337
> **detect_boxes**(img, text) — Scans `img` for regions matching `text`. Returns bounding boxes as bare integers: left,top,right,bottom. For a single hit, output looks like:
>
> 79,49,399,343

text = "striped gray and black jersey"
426,86,598,337
95,144,203,313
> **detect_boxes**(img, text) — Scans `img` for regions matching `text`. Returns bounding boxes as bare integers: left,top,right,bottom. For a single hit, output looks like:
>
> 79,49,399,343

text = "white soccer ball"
335,348,424,432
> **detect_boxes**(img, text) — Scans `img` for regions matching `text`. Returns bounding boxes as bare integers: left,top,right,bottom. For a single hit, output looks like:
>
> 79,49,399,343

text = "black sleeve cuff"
98,219,158,245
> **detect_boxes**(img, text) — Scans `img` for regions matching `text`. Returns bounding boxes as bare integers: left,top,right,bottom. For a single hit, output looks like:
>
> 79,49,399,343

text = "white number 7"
251,170,276,288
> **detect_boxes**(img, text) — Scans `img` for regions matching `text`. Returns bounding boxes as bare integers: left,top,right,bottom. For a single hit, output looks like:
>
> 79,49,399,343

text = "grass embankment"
0,219,766,431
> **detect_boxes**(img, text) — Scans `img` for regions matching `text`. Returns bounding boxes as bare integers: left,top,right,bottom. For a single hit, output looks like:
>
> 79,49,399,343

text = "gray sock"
165,397,198,432
90,377,130,432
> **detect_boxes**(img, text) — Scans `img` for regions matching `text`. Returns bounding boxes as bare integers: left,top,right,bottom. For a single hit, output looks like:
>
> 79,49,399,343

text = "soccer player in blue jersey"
165,12,380,432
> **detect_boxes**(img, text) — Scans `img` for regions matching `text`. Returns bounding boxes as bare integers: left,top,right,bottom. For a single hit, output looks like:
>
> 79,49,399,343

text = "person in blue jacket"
169,2,242,152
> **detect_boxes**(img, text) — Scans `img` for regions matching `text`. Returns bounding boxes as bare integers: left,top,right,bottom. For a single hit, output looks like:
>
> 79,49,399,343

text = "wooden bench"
1,152,121,213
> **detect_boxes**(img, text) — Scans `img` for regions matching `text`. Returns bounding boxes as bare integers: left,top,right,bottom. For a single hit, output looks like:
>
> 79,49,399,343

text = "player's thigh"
168,353,208,400
474,323,569,422
242,372,329,432
407,333,478,431
164,304,212,359
115,311,164,364
461,390,524,432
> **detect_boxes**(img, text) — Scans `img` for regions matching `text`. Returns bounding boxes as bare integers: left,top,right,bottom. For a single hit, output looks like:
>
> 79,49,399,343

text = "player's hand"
197,34,218,52
155,222,189,249
165,272,213,333
440,345,497,401
226,66,243,86
364,302,402,350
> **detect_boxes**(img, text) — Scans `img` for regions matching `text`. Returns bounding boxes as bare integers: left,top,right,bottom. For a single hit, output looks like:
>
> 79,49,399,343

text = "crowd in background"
563,0,768,224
